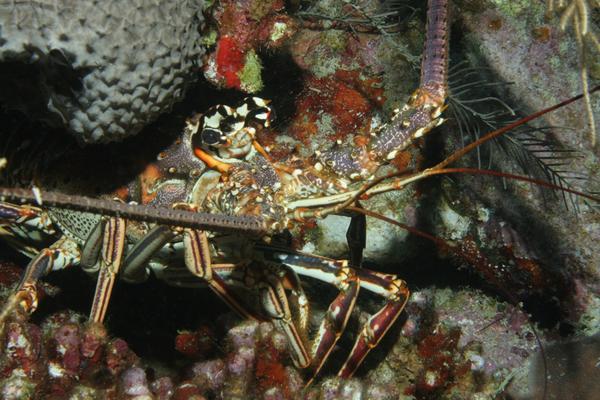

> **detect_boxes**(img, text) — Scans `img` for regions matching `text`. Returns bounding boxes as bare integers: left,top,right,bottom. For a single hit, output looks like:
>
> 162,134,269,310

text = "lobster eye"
200,128,223,145
192,128,223,150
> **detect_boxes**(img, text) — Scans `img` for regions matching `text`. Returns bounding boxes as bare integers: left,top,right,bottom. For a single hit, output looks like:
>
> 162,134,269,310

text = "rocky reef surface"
0,260,553,399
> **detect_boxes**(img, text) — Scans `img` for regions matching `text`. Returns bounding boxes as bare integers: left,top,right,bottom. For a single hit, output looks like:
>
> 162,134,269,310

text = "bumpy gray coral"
0,0,208,143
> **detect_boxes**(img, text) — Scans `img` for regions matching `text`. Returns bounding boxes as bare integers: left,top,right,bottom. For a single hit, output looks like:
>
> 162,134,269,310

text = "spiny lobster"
0,0,597,390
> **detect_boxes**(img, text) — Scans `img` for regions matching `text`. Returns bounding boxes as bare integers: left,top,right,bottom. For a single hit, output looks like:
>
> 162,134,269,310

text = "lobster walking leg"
259,259,361,377
338,269,409,377
0,202,56,257
280,267,311,336
307,264,360,380
89,217,126,323
260,271,312,369
345,207,367,268
260,249,409,379
0,202,128,325
121,225,176,283
0,235,80,329
183,228,266,321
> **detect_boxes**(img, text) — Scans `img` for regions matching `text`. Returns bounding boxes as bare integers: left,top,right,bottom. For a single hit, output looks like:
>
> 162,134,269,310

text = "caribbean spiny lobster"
0,1,597,394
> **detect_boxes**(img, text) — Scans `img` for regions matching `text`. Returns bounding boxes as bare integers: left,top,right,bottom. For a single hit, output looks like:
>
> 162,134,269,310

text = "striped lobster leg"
260,248,409,381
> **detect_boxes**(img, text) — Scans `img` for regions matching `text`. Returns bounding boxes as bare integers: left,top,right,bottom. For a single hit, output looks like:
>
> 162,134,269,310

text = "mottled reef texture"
0,0,209,143
1,0,599,399
0,260,555,399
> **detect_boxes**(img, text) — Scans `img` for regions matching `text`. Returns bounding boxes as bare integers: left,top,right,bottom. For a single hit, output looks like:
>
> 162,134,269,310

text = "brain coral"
0,0,208,143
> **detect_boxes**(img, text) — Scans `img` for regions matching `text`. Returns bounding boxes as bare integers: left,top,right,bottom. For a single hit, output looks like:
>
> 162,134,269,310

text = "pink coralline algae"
121,367,152,397
180,320,303,399
0,256,303,398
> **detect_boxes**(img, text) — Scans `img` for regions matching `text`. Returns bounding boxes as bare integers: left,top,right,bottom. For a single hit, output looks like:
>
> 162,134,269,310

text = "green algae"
238,50,263,93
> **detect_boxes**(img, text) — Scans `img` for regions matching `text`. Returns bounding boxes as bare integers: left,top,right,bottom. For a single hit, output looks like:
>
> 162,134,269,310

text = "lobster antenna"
0,187,267,235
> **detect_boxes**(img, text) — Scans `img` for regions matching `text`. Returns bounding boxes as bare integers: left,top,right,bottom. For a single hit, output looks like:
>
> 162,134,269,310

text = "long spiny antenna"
0,187,267,235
